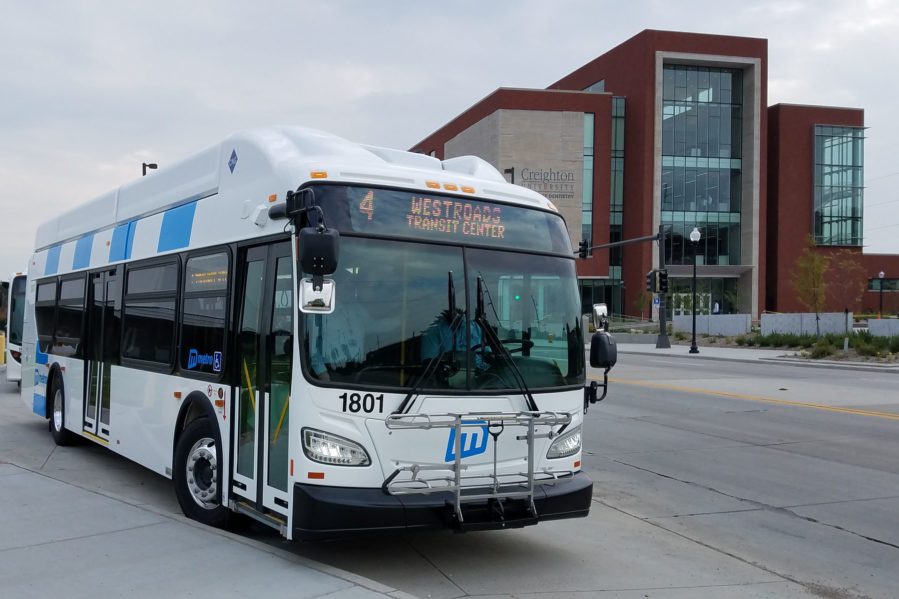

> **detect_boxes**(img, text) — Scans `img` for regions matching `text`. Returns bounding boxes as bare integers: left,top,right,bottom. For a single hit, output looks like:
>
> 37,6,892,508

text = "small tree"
791,235,830,337
634,290,650,321
826,250,868,313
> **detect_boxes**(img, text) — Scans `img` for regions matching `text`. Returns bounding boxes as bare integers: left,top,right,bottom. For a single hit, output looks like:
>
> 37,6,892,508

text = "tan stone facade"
445,109,586,247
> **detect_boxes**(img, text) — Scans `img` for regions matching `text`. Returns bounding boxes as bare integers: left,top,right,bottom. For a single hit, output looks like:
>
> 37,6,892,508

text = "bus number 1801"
339,392,384,414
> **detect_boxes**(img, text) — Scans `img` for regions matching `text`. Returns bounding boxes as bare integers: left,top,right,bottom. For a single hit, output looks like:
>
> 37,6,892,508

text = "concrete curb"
616,346,899,375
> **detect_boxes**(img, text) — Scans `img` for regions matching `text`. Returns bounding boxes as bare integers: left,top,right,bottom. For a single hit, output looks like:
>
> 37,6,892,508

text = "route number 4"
359,190,375,221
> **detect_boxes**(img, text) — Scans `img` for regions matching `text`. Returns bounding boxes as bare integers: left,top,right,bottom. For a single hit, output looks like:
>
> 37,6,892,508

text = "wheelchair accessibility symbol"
444,420,489,462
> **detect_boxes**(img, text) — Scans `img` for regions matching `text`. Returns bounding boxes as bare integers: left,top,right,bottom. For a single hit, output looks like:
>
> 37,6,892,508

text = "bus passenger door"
231,242,293,518
85,269,119,440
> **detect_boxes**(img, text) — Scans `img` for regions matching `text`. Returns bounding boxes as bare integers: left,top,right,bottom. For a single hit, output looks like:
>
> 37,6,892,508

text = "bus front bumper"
291,470,593,540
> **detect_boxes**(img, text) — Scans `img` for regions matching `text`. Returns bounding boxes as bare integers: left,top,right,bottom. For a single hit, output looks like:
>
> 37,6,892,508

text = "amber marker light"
443,183,459,191
425,180,440,189
268,194,278,203
173,392,182,400
461,186,475,193
310,171,328,179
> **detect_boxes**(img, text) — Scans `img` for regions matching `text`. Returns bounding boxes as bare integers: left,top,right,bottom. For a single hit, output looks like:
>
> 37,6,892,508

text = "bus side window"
122,262,178,367
35,280,57,354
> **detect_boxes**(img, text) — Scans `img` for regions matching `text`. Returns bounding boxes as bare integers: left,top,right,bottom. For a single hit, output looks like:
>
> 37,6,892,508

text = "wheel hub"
186,437,218,510
53,389,63,432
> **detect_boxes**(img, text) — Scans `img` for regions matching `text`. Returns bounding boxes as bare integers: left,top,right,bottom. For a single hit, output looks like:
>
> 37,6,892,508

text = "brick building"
412,30,899,318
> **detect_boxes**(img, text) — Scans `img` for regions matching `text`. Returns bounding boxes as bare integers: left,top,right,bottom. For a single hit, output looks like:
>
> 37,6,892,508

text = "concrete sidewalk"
615,342,899,373
0,462,414,598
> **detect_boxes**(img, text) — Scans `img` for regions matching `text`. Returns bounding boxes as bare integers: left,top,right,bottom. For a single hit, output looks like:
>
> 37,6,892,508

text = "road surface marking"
598,377,899,421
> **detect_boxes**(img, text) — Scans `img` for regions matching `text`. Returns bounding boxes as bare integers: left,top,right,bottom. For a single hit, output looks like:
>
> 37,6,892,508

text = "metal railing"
382,411,574,524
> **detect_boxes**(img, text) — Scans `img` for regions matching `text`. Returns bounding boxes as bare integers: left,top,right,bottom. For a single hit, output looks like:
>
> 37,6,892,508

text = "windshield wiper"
394,271,463,415
475,276,539,412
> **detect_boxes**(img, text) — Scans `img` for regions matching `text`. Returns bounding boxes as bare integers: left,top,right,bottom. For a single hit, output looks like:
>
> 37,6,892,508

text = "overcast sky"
2,0,898,278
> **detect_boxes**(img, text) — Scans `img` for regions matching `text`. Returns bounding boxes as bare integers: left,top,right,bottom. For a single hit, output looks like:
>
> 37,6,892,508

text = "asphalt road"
3,353,898,598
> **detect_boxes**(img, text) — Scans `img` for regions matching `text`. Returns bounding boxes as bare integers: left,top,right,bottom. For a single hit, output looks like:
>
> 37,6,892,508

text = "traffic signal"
658,269,669,294
646,270,656,293
578,239,589,259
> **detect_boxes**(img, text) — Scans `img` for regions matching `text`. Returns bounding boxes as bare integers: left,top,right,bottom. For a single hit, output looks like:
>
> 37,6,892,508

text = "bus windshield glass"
302,222,584,393
9,276,25,346
309,184,571,254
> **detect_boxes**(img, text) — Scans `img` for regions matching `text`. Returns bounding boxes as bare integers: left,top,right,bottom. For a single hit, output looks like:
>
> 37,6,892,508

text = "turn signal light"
310,171,328,179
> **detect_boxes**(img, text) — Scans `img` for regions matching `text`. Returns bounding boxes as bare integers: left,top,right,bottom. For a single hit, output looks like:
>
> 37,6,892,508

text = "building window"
814,125,864,246
661,64,744,266
610,97,626,278
582,113,594,245
584,79,605,93
868,278,898,291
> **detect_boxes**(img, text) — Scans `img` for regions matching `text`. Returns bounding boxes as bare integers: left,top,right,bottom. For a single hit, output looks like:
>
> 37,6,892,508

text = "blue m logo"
445,420,490,462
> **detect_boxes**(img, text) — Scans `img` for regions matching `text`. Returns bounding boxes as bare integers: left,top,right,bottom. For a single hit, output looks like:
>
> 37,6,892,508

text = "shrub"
674,331,687,341
735,335,747,346
810,340,835,359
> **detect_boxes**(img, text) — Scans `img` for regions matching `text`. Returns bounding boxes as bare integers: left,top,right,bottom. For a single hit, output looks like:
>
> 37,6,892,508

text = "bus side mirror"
298,226,340,315
299,278,336,314
592,302,609,332
590,331,617,369
298,226,339,279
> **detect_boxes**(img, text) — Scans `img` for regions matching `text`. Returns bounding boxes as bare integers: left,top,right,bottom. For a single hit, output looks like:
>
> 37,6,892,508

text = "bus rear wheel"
49,374,74,446
174,418,229,528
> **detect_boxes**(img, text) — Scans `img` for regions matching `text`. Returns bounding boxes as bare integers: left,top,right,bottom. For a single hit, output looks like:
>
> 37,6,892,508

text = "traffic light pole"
575,225,670,348
656,224,670,348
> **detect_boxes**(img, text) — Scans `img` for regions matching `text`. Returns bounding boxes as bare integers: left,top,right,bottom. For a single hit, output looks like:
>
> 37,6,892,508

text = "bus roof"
34,127,553,251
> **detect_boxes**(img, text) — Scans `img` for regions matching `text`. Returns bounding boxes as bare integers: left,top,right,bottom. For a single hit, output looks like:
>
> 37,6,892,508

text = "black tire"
49,373,75,446
173,418,230,528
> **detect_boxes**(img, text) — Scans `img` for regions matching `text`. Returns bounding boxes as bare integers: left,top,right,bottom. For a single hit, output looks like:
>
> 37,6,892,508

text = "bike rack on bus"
383,411,575,525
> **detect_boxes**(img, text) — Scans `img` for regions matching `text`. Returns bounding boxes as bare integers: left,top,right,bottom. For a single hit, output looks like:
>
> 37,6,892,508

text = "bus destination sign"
313,185,570,254
405,196,505,240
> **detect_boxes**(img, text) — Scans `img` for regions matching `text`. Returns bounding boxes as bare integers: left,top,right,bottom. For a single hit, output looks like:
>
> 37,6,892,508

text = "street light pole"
879,271,885,319
689,227,701,354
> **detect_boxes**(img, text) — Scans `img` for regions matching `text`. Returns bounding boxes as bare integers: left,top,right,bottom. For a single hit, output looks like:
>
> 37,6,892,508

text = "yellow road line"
597,376,899,422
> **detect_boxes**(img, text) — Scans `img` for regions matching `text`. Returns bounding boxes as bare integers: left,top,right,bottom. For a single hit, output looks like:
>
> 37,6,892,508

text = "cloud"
1,0,897,277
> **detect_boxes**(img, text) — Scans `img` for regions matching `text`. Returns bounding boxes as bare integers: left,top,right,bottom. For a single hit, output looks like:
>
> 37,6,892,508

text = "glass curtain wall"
661,64,743,266
814,126,864,246
582,113,594,245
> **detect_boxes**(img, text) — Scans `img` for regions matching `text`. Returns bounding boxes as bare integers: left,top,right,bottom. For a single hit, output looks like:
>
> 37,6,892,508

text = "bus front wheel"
49,374,74,446
174,418,229,528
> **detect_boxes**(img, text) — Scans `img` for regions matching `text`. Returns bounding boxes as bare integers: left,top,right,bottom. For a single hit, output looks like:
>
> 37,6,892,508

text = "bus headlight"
546,425,582,459
302,428,371,466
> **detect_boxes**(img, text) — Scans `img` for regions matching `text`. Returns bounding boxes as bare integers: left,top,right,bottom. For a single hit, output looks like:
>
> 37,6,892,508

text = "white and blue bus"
21,127,615,539
6,272,27,385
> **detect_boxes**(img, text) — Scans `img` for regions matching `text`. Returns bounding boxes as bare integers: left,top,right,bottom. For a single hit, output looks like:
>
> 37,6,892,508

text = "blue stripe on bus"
45,245,61,275
33,394,46,417
35,343,49,365
73,233,94,269
157,202,196,252
109,221,136,262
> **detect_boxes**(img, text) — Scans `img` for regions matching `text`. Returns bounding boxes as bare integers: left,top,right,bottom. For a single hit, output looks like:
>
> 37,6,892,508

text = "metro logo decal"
187,349,223,372
444,420,489,462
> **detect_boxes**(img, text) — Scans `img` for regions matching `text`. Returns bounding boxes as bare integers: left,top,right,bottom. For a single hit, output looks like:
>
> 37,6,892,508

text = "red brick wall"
767,103,865,313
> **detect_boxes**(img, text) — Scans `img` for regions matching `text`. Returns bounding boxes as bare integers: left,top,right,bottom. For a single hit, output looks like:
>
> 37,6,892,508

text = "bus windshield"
302,233,585,392
8,276,25,346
